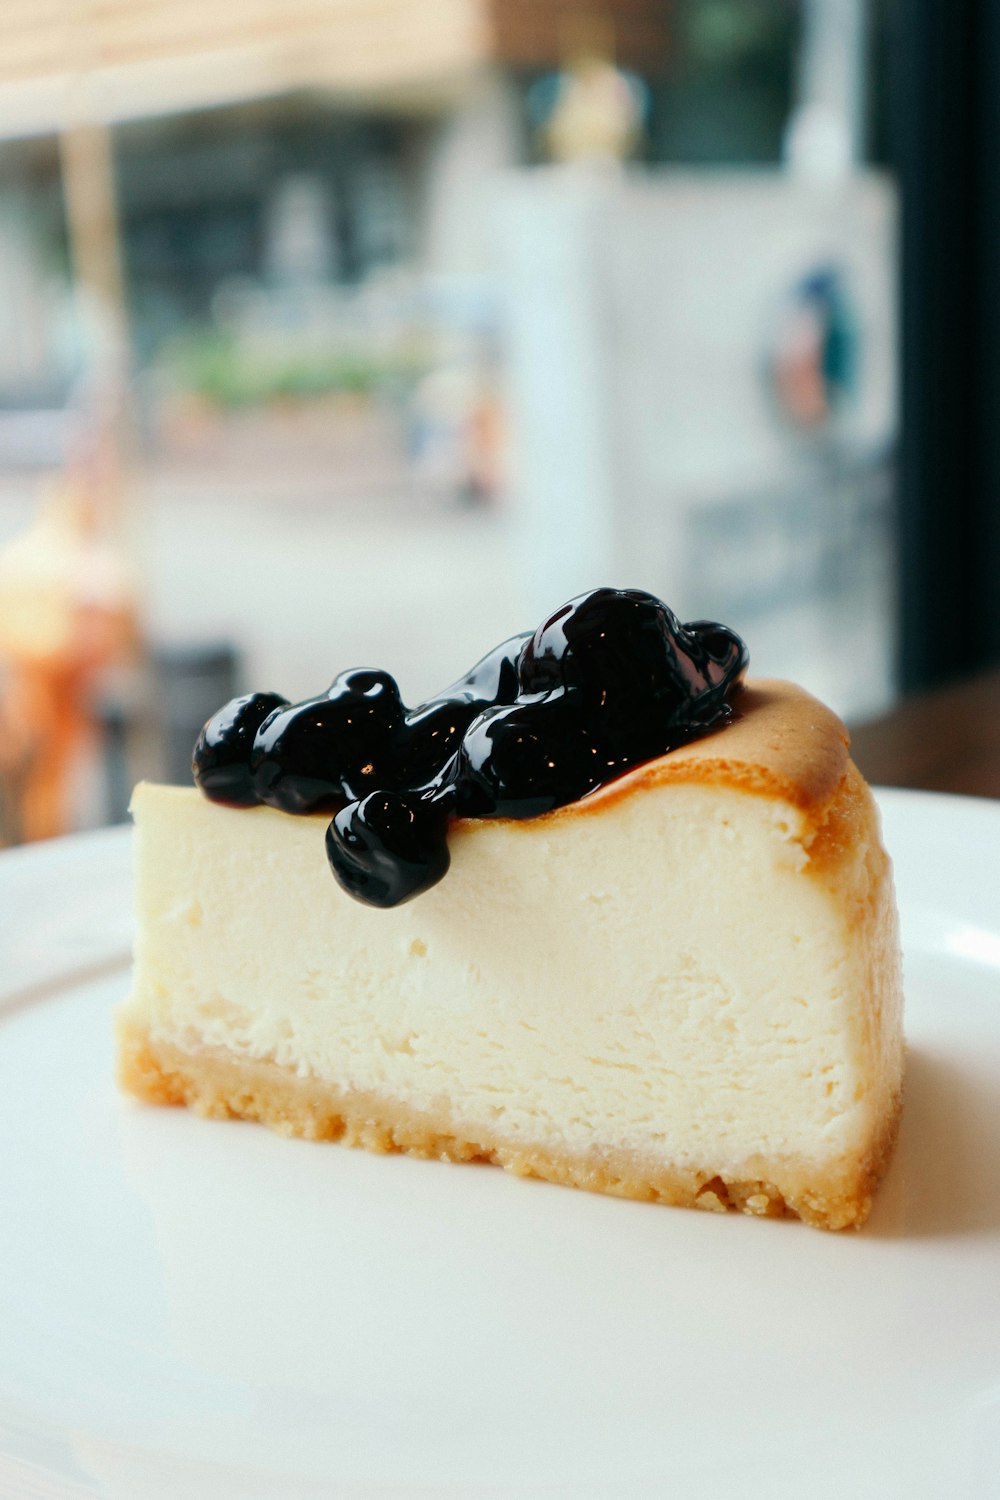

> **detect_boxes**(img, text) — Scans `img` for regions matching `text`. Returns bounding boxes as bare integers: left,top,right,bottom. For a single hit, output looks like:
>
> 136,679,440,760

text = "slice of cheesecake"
118,680,903,1230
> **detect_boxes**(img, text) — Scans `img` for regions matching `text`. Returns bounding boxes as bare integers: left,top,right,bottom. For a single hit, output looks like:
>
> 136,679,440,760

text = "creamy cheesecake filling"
123,759,902,1202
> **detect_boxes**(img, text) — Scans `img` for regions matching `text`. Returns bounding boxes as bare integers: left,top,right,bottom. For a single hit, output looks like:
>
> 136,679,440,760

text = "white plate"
2,790,999,1500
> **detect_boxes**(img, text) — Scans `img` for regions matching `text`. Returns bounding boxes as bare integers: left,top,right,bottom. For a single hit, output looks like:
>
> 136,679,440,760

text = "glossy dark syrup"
193,588,748,907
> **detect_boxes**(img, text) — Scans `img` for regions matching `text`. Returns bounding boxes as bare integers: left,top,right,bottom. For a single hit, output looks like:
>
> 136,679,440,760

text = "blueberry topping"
192,589,748,907
326,792,450,907
192,691,289,806
454,696,608,819
440,632,530,706
394,633,530,784
326,668,405,730
251,670,406,812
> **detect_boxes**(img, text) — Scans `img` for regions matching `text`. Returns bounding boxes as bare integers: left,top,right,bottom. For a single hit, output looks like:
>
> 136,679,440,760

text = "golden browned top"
479,679,852,831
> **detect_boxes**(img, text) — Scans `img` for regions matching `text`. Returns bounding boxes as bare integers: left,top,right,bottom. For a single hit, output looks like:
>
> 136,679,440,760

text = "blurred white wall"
0,197,68,396
497,164,898,720
419,74,522,276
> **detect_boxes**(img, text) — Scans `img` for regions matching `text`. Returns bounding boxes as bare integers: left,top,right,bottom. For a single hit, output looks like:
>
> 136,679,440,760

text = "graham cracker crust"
117,1017,901,1232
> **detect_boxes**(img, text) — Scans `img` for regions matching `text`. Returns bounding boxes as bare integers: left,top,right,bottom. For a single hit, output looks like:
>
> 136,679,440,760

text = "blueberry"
397,699,478,786
192,691,289,806
327,668,405,730
395,633,530,786
249,698,342,813
326,791,450,907
518,589,748,732
454,695,609,819
518,588,683,704
250,669,408,812
683,620,749,696
439,632,530,706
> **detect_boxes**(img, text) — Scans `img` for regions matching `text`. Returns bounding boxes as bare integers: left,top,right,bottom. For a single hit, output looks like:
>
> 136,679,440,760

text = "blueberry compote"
192,589,748,908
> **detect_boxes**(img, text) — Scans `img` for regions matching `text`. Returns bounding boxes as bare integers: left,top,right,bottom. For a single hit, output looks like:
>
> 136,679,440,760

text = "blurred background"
0,0,996,843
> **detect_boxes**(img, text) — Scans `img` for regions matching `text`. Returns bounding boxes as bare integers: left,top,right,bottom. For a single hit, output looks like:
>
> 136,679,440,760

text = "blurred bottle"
528,20,648,165
0,457,138,844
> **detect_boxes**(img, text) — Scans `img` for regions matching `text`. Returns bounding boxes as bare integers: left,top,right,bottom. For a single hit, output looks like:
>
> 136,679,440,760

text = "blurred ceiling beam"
0,0,669,140
0,0,495,138
59,117,128,352
57,108,136,555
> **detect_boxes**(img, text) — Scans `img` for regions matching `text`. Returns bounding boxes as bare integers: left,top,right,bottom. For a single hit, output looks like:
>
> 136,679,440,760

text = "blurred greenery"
688,0,793,66
162,330,429,408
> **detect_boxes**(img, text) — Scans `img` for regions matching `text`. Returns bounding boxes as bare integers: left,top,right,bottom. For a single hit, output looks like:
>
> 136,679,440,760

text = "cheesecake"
117,591,903,1230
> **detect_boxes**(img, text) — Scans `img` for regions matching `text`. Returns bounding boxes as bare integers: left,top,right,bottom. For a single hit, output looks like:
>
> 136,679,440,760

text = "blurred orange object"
0,478,138,843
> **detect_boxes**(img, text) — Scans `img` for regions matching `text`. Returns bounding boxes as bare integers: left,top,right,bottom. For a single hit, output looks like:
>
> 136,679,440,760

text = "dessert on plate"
118,588,903,1229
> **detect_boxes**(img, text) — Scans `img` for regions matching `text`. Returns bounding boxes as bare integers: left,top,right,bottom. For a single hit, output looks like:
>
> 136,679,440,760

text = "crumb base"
117,1018,901,1231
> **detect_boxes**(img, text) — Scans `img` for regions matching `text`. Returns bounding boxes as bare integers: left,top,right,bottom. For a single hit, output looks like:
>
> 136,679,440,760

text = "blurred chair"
147,641,240,789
